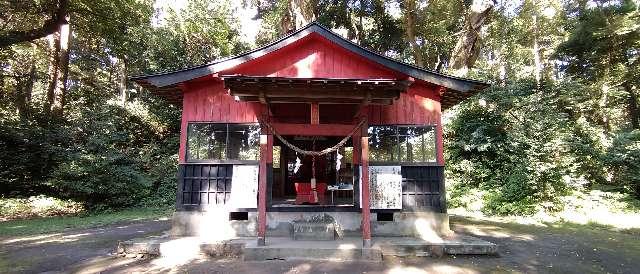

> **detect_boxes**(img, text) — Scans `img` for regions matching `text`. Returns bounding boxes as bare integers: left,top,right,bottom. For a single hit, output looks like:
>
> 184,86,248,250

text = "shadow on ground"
1,215,639,273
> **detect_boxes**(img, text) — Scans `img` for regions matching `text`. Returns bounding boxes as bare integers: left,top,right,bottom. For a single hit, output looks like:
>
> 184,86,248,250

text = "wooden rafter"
222,75,408,106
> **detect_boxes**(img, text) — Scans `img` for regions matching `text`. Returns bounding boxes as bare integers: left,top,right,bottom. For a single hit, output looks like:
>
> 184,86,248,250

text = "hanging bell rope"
262,118,366,157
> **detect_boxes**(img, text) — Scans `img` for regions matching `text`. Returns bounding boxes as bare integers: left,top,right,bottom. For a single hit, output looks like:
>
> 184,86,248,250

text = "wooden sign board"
230,165,259,208
361,166,402,209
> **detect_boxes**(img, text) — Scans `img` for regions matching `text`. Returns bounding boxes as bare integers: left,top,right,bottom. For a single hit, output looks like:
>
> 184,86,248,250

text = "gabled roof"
131,22,489,108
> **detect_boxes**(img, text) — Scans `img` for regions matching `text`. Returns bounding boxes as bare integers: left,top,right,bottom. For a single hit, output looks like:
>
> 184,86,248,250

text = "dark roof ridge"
131,22,489,93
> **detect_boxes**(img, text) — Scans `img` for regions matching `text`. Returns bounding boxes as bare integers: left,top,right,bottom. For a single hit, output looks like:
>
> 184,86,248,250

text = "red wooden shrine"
133,23,488,247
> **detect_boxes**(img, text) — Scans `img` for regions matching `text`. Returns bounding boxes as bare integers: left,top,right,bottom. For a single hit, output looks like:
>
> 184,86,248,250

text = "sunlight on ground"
149,208,239,269
414,219,443,242
3,232,94,245
450,189,640,231
388,266,428,274
460,224,535,240
71,256,139,274
338,243,357,250
2,233,62,244
388,264,479,274
152,237,204,269
285,263,312,274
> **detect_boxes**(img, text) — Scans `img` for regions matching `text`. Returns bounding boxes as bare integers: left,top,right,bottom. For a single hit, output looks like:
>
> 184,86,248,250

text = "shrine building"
132,22,489,247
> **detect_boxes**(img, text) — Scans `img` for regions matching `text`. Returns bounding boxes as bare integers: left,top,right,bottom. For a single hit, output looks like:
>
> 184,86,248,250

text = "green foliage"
0,0,248,210
1,0,639,217
0,195,84,221
0,207,172,237
0,115,69,196
143,0,248,71
604,130,640,197
447,80,592,215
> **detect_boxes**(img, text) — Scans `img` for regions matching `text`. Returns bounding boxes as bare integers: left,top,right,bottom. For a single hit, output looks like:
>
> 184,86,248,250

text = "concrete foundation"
292,221,336,240
171,209,452,239
171,209,258,239
117,235,497,261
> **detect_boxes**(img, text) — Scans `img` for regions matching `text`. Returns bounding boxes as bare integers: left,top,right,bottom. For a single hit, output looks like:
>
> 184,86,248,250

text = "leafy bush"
0,93,180,210
139,145,179,207
0,195,84,220
44,99,180,209
446,80,585,215
0,114,70,196
48,153,152,208
604,130,640,197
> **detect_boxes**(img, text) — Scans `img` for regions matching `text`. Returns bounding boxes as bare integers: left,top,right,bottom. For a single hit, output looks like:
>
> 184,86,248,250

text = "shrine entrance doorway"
271,136,356,207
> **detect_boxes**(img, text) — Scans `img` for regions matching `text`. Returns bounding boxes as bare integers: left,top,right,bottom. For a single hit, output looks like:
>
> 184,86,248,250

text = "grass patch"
0,207,173,238
451,215,640,260
449,186,640,231
1,195,85,221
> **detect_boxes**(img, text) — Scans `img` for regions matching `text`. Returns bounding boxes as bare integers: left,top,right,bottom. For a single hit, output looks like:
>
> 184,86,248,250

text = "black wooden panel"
353,164,360,208
266,163,273,205
401,166,445,212
177,164,234,208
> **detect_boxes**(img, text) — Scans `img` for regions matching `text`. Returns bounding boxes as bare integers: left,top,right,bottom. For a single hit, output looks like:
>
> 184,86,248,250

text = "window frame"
368,124,439,166
185,122,261,164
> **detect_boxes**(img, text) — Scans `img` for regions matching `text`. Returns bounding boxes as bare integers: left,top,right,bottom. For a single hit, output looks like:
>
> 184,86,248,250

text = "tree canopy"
1,0,638,213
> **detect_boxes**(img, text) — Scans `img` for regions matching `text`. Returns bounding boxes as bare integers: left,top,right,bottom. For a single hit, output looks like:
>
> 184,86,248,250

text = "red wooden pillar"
360,136,372,248
257,133,272,246
436,121,445,165
311,103,320,124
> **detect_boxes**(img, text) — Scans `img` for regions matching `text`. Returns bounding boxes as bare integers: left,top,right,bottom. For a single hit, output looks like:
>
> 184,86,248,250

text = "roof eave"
131,22,490,94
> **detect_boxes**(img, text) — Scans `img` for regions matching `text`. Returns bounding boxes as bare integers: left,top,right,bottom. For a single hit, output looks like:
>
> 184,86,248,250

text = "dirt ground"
1,216,638,274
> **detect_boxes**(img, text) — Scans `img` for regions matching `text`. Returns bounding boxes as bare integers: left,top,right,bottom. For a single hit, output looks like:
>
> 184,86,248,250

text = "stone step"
243,237,382,261
374,235,498,257
116,237,250,258
292,221,336,240
244,247,381,261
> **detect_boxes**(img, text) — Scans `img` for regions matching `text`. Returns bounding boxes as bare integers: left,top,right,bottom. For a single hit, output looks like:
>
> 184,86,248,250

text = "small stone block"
429,246,445,258
293,222,335,240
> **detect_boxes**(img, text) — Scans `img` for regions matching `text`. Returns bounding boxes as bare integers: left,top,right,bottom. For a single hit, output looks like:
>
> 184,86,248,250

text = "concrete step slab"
116,234,496,261
243,237,382,261
292,221,336,240
117,236,253,258
374,235,498,257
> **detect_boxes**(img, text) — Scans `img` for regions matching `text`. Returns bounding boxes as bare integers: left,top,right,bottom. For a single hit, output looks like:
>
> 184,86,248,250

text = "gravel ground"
1,216,638,274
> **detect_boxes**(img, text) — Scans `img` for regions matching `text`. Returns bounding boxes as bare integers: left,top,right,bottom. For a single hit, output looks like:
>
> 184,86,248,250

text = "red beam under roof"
222,75,410,105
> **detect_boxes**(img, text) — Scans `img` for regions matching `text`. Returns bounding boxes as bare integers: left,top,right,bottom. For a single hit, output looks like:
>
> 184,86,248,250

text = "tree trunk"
600,83,611,133
0,0,69,48
449,0,494,76
117,57,128,106
357,0,365,44
402,0,424,67
45,32,61,113
53,15,71,116
15,45,38,120
532,14,542,87
15,79,28,119
624,82,639,130
17,64,37,120
45,14,71,116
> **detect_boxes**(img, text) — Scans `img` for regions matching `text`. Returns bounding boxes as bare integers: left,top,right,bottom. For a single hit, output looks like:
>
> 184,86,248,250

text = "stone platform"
292,221,336,240
243,237,381,261
117,234,497,261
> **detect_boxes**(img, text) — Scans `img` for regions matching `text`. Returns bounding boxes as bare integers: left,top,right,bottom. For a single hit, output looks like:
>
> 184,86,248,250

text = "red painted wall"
178,34,444,164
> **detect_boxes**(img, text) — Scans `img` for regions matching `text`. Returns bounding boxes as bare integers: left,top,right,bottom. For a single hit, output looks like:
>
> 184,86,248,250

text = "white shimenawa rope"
262,119,366,157
262,118,365,204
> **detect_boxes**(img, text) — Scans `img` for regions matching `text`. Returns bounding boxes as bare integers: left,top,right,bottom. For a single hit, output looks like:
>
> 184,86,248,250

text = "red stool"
294,182,327,205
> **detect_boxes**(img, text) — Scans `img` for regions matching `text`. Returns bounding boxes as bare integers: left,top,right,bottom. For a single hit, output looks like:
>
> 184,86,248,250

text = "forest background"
1,0,638,225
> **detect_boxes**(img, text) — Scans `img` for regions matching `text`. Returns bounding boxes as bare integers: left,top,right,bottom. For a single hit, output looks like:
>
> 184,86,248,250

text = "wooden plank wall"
224,34,402,79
